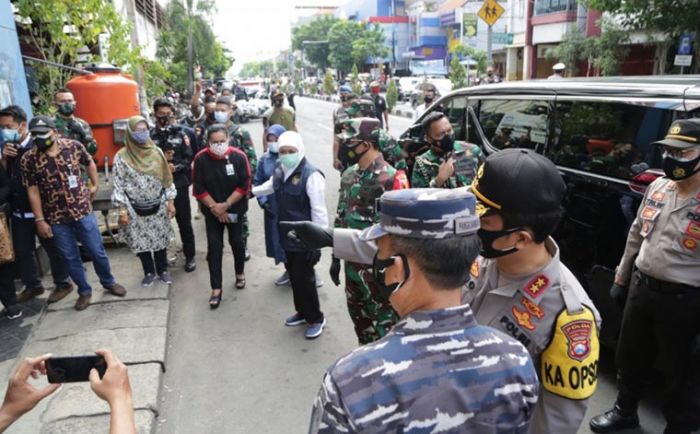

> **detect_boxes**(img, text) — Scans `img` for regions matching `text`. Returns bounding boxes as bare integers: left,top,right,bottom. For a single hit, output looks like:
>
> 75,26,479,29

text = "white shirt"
413,103,429,121
252,172,328,227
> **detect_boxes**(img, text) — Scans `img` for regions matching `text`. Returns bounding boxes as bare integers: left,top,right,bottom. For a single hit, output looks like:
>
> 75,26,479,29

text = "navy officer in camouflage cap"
302,188,539,433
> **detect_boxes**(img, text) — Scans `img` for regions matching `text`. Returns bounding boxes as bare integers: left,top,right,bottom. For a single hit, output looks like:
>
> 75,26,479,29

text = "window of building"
548,100,670,179
534,0,578,15
477,99,552,151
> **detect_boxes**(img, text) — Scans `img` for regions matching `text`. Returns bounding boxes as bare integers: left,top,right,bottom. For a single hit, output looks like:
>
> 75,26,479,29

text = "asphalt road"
156,97,670,434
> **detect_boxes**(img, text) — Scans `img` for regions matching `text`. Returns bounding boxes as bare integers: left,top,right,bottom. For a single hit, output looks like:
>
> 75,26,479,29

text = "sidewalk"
0,237,172,433
302,94,415,119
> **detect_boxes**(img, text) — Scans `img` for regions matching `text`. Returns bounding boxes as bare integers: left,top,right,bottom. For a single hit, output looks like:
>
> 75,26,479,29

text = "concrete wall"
111,0,159,60
0,0,32,117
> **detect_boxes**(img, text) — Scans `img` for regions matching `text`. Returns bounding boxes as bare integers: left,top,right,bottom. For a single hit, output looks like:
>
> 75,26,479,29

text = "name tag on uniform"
225,164,235,176
67,175,78,189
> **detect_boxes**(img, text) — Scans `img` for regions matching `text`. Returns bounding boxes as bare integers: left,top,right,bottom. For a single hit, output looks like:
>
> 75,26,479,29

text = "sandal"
209,289,222,309
235,275,246,290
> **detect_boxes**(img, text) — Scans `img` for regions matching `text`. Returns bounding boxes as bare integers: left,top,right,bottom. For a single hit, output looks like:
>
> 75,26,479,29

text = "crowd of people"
0,76,697,434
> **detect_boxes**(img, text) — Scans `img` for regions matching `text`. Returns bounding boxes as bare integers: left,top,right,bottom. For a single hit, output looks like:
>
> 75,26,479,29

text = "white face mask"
214,111,229,123
210,141,229,156
268,141,279,153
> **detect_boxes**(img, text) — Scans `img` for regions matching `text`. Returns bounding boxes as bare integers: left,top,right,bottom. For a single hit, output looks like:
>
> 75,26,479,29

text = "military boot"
589,403,640,433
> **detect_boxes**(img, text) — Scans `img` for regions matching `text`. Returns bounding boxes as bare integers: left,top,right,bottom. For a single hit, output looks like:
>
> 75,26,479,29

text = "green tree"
449,56,468,90
157,0,233,91
584,0,700,73
545,29,587,76
323,69,335,95
292,16,339,70
351,25,389,66
455,44,487,76
350,64,362,95
329,21,366,76
591,19,630,76
386,79,398,111
14,0,141,112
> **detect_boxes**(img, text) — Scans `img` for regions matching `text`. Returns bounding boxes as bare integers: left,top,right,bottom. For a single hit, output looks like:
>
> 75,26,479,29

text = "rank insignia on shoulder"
682,238,698,251
524,275,549,299
470,261,480,279
521,298,544,319
511,306,535,331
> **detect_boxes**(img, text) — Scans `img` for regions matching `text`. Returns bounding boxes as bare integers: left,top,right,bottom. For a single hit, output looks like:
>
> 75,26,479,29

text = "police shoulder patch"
470,260,480,279
541,307,599,400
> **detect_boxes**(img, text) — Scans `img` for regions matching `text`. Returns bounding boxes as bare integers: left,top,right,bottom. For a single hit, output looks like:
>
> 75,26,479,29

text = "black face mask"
372,253,410,300
341,141,368,165
424,95,434,104
206,111,216,123
477,227,523,259
662,153,700,180
58,103,75,116
34,135,54,152
156,115,170,127
273,99,284,107
432,132,455,155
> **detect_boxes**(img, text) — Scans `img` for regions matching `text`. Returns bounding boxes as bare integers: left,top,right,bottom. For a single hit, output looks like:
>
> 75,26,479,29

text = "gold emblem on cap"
670,124,682,134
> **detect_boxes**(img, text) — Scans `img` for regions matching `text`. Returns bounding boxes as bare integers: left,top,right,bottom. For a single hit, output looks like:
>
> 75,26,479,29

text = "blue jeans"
51,213,115,296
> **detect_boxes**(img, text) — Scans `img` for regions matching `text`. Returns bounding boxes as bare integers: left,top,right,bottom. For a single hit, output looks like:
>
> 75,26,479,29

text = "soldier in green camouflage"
345,99,407,171
333,117,409,344
53,88,98,155
411,111,482,188
215,96,257,259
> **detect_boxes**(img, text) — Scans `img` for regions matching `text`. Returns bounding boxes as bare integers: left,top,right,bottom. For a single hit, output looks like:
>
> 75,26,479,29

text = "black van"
403,76,700,346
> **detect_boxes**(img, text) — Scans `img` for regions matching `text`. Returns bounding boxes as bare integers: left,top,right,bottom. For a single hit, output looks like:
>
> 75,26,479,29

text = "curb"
4,245,173,433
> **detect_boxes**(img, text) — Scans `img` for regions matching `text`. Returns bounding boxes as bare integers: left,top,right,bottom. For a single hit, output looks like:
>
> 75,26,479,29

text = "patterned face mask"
209,141,229,157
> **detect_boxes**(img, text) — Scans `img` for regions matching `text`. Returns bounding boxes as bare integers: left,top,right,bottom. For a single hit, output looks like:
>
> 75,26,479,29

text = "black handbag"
126,189,164,217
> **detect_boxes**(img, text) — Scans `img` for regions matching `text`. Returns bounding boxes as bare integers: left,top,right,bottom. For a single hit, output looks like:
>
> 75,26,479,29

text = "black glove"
279,221,334,250
609,283,628,309
67,119,87,141
330,256,341,286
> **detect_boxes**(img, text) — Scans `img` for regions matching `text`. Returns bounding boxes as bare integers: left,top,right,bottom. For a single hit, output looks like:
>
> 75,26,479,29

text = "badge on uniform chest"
67,175,78,189
292,175,301,185
225,164,235,176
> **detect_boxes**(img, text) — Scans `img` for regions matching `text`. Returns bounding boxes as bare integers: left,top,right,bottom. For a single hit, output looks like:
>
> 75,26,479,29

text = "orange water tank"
66,64,140,167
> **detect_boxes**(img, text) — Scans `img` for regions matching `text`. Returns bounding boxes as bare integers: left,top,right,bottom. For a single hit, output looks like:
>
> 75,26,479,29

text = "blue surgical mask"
268,141,279,154
280,153,300,169
1,129,20,143
214,111,229,123
131,130,150,144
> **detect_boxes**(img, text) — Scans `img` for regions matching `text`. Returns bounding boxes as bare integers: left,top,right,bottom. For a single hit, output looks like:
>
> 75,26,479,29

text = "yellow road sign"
478,0,505,26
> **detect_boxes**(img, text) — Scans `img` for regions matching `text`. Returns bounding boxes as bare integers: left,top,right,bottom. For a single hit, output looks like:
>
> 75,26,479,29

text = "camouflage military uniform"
334,154,408,344
411,141,482,188
377,129,407,171
309,304,539,433
53,116,97,155
227,123,257,240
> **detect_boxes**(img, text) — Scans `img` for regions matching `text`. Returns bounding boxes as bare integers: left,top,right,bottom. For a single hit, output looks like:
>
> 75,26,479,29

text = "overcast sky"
211,0,345,74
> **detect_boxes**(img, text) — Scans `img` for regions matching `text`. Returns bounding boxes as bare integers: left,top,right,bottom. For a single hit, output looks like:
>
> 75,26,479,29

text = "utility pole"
487,24,493,64
125,0,150,118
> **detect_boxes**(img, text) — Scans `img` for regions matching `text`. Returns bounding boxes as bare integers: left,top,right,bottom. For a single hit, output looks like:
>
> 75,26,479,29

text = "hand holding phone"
46,355,106,383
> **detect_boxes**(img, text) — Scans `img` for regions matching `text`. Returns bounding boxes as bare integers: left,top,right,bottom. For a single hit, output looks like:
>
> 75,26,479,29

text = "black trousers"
137,249,168,275
174,186,196,261
11,215,70,290
0,262,17,309
284,250,323,324
615,270,700,432
204,212,244,290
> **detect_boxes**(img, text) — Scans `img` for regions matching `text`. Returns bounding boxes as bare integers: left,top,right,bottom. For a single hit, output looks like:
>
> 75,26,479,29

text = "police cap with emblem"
653,119,700,149
28,116,56,135
359,188,480,241
471,148,566,217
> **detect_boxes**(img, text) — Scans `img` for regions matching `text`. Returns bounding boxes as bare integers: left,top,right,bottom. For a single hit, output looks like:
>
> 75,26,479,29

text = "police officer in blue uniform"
150,98,196,272
308,188,539,433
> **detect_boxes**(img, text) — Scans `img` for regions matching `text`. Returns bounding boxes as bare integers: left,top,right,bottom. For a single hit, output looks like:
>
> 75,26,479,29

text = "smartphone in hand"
46,355,107,383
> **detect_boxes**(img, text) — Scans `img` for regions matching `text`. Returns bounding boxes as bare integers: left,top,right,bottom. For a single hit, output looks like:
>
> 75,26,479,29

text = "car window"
466,102,484,148
478,99,552,151
443,96,467,141
550,100,669,179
